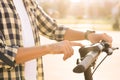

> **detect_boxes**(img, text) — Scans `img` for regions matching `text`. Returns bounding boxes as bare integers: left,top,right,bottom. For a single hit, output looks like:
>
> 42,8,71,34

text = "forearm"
64,29,112,44
64,29,86,41
15,45,49,64
15,40,83,64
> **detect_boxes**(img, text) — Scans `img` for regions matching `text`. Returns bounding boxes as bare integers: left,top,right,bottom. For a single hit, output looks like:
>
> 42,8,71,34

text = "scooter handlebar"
73,40,118,73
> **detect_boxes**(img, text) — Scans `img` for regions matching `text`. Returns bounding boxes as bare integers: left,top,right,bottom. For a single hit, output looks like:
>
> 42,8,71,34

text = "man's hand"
48,40,83,60
87,33,112,44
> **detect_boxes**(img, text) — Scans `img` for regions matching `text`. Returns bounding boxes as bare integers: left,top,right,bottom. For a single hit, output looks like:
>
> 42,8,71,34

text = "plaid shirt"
0,0,67,80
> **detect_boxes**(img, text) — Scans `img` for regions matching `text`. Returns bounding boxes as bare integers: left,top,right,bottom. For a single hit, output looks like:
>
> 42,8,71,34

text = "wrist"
46,43,59,54
85,30,95,40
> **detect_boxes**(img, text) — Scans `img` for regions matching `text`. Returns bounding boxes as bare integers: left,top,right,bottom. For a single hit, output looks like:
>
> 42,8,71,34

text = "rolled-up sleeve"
0,32,18,69
34,4,68,41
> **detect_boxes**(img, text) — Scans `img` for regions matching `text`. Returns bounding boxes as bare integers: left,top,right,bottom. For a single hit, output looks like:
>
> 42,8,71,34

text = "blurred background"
36,0,120,80
36,0,120,31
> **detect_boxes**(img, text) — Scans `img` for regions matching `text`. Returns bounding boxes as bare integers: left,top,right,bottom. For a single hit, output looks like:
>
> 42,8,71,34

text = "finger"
63,42,73,60
63,40,74,54
103,33,112,43
63,48,69,60
65,41,74,54
70,42,83,46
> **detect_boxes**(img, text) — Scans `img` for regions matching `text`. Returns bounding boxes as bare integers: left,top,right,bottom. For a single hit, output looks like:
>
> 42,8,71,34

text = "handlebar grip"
73,42,104,73
73,51,100,73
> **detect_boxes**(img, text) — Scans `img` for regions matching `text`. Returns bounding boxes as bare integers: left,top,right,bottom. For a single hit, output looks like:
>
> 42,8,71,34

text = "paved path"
41,31,120,80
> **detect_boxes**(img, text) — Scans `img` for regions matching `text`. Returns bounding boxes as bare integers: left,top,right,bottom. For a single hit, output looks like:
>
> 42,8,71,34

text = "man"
0,0,112,80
